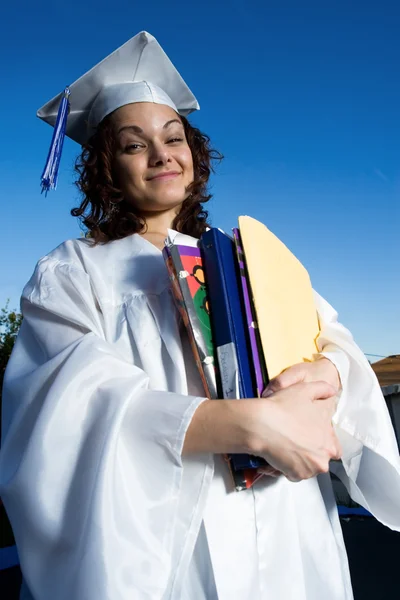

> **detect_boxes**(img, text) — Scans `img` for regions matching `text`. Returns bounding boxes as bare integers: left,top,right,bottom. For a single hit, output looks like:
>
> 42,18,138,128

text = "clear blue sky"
1,0,399,359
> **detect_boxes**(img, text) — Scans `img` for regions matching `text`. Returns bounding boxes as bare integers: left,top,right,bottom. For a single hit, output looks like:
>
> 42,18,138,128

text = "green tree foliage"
0,302,22,414
0,302,22,550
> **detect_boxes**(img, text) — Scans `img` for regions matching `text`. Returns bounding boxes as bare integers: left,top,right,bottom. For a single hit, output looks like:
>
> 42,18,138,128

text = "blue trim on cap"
40,87,70,194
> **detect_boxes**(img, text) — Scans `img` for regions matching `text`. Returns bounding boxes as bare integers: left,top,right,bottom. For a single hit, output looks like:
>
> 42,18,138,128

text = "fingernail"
262,389,274,398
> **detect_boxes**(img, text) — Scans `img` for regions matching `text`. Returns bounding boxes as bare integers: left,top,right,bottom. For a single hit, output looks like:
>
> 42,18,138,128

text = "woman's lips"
148,171,181,181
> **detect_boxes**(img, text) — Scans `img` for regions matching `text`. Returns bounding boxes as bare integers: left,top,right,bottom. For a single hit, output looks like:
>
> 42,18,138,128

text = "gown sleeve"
313,290,400,531
0,257,213,600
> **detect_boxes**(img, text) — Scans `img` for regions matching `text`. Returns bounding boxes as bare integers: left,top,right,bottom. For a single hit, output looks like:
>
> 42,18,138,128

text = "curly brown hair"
72,114,223,244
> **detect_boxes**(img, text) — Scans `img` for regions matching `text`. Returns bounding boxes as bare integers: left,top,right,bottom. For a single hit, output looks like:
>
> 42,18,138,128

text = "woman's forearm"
182,399,253,455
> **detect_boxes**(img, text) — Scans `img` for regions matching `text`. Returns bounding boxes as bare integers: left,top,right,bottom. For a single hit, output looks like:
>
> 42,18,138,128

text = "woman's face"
111,102,194,214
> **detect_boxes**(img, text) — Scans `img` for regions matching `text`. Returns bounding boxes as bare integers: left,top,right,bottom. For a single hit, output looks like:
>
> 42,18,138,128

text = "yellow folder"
238,216,320,380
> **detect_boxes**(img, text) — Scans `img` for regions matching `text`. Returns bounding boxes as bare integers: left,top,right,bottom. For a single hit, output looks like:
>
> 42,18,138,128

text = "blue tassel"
40,87,70,194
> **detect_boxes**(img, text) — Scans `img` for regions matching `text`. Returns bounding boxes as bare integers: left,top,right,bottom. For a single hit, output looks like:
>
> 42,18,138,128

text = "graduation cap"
37,31,199,194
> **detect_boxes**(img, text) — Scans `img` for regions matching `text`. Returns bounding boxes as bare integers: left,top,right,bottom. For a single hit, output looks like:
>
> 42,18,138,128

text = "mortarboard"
37,31,199,193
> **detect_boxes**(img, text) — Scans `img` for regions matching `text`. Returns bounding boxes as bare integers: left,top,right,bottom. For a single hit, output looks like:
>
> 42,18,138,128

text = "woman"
1,32,399,600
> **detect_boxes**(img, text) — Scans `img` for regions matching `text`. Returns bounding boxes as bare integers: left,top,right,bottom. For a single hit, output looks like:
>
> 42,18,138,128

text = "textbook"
163,231,217,400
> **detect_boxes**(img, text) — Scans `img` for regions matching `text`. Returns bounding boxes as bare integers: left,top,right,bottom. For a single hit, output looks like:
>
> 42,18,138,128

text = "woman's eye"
125,143,143,152
167,137,184,144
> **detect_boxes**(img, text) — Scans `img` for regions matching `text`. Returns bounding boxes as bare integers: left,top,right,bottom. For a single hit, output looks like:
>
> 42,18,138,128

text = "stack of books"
163,216,320,491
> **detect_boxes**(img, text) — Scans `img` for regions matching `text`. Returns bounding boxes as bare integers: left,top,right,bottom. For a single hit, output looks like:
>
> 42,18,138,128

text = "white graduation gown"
0,233,399,600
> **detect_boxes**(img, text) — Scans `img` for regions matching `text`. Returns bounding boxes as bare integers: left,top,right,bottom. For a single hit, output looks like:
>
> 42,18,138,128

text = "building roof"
371,355,400,387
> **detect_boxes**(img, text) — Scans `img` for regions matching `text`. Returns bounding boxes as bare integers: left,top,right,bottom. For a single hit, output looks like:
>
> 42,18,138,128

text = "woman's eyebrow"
118,119,183,136
118,125,143,135
163,119,183,129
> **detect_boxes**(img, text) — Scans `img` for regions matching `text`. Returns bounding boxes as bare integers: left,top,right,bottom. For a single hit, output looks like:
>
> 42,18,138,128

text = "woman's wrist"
182,398,256,456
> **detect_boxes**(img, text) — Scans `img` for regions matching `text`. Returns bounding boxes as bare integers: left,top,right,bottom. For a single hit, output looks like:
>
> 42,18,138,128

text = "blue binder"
201,229,265,471
201,228,254,398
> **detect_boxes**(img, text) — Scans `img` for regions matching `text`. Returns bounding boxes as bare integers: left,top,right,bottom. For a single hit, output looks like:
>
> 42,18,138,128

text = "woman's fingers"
262,366,304,397
257,466,282,477
262,358,341,398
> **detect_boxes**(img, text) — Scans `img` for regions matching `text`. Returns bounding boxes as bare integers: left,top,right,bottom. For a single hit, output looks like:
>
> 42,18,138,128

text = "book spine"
233,228,269,396
201,232,241,399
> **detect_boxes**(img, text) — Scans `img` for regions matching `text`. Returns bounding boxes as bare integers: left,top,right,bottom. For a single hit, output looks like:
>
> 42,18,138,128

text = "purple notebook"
233,228,268,396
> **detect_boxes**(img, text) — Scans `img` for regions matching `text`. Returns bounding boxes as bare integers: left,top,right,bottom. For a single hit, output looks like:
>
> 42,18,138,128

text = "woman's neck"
139,206,180,251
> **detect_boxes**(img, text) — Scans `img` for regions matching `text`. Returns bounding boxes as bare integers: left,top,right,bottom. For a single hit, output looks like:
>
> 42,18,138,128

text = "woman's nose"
149,143,170,167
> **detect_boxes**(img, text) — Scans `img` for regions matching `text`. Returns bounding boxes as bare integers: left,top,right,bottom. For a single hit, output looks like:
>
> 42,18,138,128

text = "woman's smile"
147,170,181,182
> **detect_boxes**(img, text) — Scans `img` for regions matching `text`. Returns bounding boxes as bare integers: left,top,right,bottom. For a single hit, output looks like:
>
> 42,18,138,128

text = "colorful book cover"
163,240,218,400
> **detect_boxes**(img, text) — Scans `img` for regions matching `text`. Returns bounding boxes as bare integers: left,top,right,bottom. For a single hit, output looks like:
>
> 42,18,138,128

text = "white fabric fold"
314,290,400,530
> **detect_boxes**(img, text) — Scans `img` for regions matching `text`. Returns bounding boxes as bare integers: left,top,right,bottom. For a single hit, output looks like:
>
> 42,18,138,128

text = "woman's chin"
137,198,185,215
150,193,188,210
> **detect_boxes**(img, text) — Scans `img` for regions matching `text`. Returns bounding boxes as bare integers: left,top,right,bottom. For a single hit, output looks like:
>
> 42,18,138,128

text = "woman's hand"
249,381,342,482
184,380,342,482
262,357,341,398
257,358,341,479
